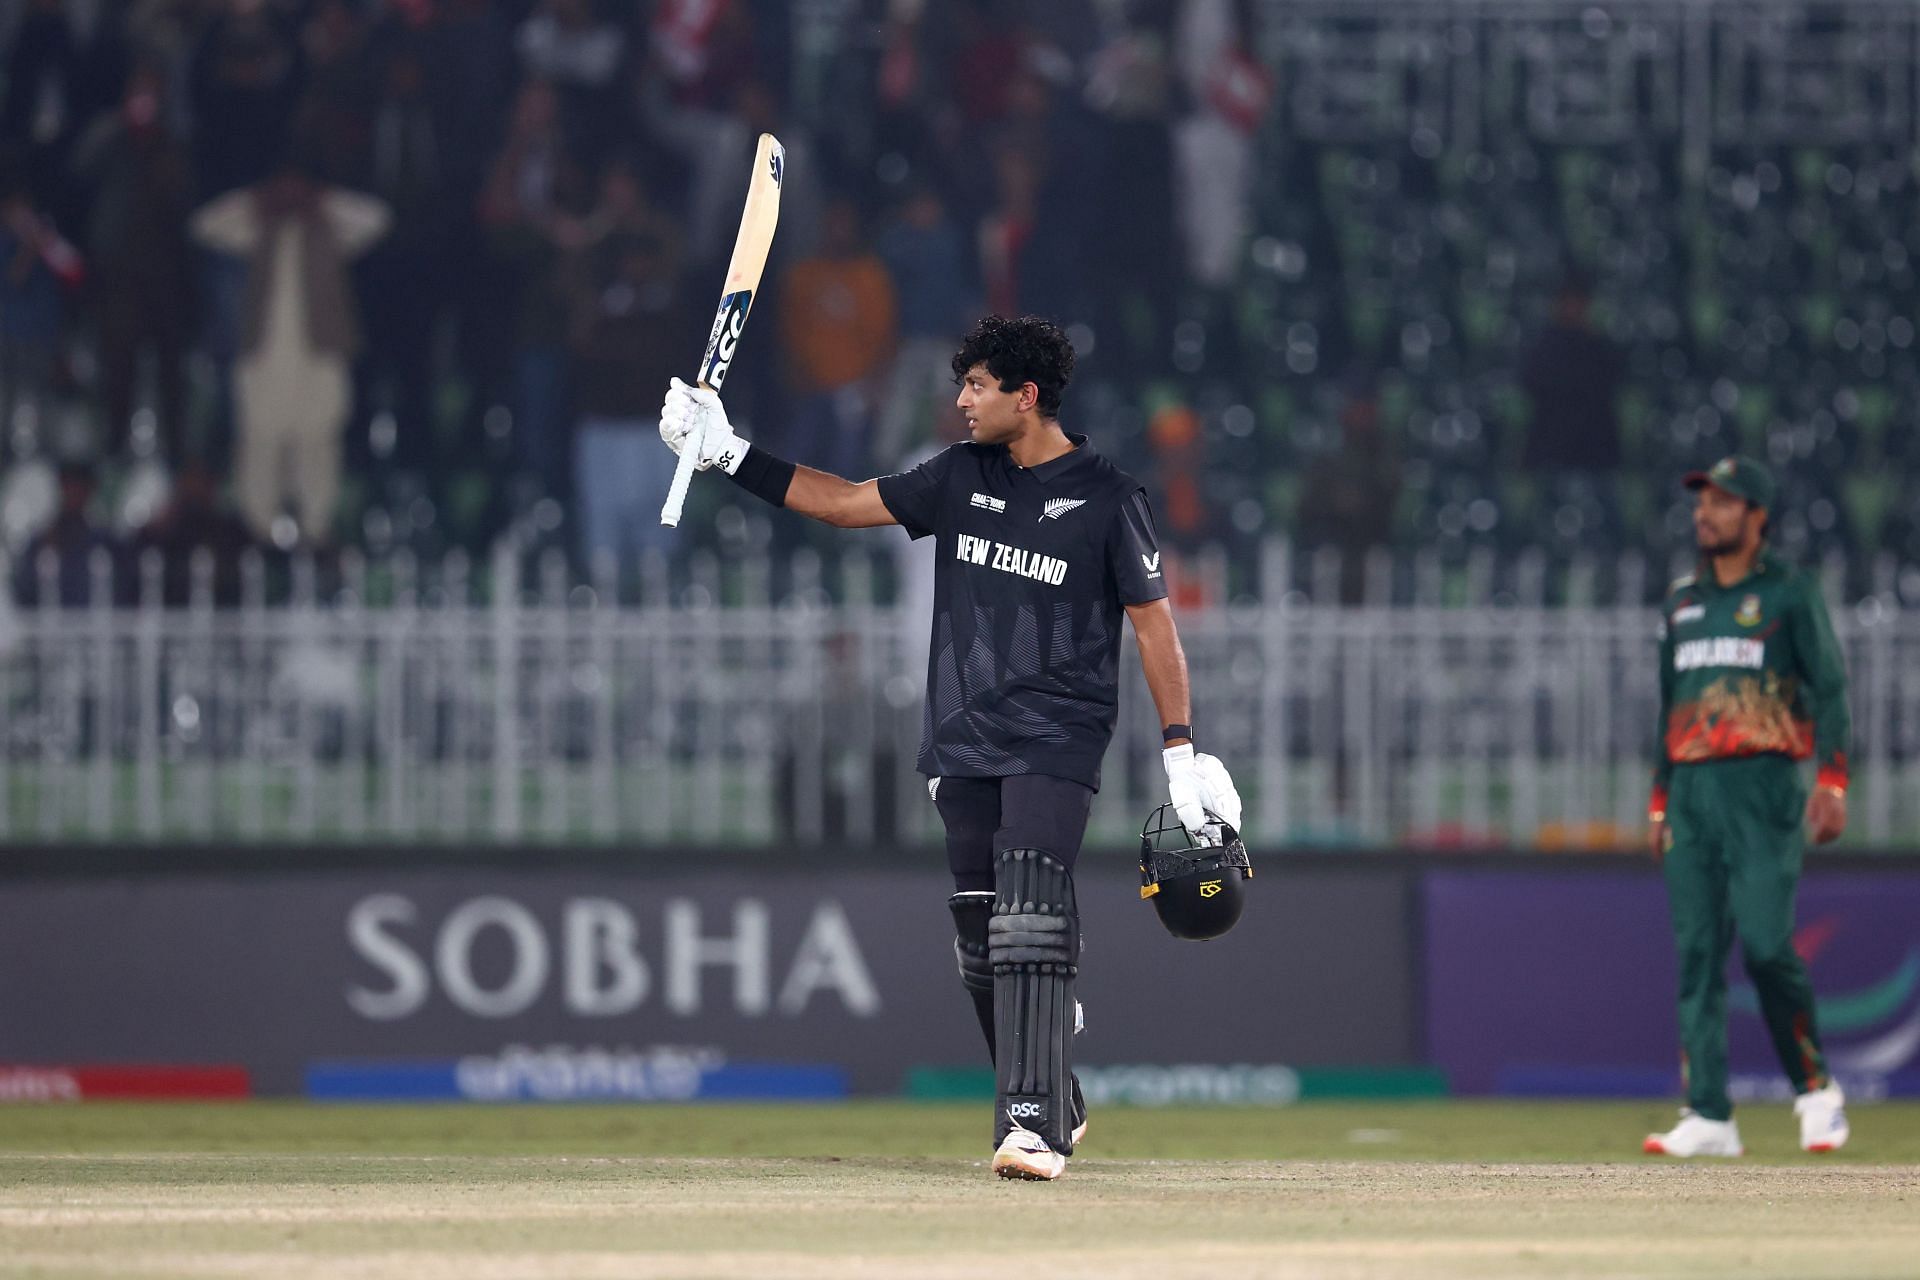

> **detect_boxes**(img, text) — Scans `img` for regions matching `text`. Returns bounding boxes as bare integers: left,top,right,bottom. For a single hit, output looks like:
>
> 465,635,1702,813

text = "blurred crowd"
0,0,1296,603
12,0,1912,613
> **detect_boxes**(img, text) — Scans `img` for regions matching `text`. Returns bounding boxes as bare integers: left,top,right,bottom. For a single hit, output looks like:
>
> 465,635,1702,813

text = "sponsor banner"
308,1047,847,1102
1427,871,1920,1097
903,1064,1447,1105
1498,1066,1920,1101
0,866,1415,1096
1294,1066,1450,1100
1726,1070,1920,1103
0,1064,249,1102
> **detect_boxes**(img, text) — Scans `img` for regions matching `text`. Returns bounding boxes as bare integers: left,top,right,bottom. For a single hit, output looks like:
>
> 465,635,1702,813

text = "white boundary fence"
1,540,1916,849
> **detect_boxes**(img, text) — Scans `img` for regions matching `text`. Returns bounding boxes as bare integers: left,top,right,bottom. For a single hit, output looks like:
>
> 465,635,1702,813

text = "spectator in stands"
648,0,758,115
478,77,583,502
1521,270,1627,472
949,0,1027,133
1082,10,1178,369
377,0,514,186
565,156,692,563
72,63,194,464
875,183,976,465
641,1,766,268
129,461,259,607
10,461,122,608
1,0,95,227
778,196,896,479
1298,377,1401,604
0,162,83,457
1172,0,1269,292
978,145,1035,317
120,1,205,112
1145,400,1216,609
357,41,452,479
2,0,79,127
660,77,815,274
294,0,379,190
373,0,515,448
515,0,628,165
1147,401,1210,549
188,0,304,198
190,151,390,548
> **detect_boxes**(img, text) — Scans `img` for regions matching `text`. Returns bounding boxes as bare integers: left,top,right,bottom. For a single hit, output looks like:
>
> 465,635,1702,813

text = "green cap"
1683,455,1776,509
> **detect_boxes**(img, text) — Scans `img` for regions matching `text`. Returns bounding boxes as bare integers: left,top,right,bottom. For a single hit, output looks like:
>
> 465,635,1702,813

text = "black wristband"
723,445,795,508
1161,723,1193,744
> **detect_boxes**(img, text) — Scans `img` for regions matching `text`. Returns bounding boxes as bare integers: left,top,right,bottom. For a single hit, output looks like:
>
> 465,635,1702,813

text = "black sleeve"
1107,489,1169,605
875,446,957,540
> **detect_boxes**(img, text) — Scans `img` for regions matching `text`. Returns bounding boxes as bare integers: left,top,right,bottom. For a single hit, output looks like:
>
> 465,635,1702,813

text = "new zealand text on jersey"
955,533,1069,586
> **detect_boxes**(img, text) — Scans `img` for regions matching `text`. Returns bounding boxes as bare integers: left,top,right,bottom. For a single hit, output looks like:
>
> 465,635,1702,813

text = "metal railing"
2,540,1916,850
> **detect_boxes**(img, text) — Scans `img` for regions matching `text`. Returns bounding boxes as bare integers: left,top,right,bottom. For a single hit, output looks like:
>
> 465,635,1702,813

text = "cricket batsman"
1643,455,1852,1157
659,315,1240,1180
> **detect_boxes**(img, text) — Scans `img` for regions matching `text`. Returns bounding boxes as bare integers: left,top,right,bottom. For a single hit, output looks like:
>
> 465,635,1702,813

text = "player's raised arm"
659,378,897,529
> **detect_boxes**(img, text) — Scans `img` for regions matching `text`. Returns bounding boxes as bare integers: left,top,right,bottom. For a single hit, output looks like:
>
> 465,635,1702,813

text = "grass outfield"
3,1101,1919,1279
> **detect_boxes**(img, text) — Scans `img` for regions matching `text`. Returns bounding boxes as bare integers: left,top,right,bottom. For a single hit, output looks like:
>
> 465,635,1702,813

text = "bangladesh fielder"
659,315,1240,1180
1643,455,1851,1157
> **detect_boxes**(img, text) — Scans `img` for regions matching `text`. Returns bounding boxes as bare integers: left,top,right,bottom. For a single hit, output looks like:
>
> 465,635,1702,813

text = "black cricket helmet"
1138,803,1252,940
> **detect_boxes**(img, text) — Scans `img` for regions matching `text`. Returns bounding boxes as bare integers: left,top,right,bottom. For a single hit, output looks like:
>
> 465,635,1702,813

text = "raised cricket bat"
660,133,785,527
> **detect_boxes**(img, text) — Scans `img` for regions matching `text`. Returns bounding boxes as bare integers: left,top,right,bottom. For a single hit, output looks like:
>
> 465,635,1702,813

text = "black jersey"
876,433,1167,789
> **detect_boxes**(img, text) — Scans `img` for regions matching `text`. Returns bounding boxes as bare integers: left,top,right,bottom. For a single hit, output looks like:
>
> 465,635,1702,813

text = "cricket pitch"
4,1101,1917,1279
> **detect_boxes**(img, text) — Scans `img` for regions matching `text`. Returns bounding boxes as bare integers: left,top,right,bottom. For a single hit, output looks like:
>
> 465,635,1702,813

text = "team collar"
1013,431,1095,485
1695,547,1779,592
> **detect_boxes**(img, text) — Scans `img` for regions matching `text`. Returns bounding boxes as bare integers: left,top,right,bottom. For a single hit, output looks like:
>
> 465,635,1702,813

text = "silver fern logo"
1041,498,1087,521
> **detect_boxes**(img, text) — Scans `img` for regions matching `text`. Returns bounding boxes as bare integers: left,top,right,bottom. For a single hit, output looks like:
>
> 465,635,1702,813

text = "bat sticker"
700,290,754,390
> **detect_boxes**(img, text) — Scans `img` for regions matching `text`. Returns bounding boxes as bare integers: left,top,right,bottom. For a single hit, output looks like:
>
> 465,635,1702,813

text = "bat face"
694,133,785,393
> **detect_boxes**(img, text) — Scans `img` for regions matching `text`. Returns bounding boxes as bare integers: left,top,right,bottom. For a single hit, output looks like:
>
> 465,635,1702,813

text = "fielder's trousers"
1663,754,1830,1120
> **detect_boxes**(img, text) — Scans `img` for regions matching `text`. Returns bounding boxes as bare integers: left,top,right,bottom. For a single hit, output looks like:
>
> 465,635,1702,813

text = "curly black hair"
950,315,1076,418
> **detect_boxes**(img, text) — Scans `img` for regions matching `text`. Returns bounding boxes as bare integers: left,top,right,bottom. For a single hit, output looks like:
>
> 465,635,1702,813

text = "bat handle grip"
659,430,700,527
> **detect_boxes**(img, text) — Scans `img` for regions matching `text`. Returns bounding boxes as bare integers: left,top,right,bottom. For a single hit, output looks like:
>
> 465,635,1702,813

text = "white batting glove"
1164,744,1243,837
660,377,749,475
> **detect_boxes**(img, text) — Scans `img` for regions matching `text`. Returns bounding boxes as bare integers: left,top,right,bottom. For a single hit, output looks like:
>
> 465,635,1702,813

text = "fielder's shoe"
1643,1110,1744,1157
1795,1083,1849,1153
993,1126,1067,1181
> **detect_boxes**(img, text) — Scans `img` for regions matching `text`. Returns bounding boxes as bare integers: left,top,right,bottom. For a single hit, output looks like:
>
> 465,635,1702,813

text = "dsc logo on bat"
702,290,754,389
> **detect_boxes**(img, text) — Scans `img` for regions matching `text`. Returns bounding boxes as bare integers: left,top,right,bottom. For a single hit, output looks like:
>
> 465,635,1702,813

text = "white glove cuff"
715,437,750,476
1162,744,1194,775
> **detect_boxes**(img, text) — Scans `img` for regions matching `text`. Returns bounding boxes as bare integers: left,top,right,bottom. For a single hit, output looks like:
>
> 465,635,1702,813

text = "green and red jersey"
1649,549,1851,817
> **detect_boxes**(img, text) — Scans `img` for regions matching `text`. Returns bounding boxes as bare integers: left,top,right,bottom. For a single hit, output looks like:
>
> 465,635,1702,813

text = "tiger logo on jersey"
1735,594,1762,627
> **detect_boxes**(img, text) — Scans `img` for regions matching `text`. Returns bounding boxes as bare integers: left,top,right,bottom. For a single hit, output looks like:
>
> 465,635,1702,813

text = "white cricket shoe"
993,1127,1067,1181
1643,1110,1744,1157
1795,1083,1849,1153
